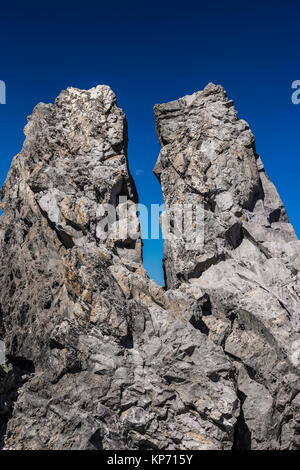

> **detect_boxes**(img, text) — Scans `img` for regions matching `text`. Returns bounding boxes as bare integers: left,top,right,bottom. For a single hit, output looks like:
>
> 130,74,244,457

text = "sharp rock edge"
0,83,299,450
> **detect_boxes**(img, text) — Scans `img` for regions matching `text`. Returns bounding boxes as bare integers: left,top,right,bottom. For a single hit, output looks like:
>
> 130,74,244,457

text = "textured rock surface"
0,83,299,450
154,84,300,449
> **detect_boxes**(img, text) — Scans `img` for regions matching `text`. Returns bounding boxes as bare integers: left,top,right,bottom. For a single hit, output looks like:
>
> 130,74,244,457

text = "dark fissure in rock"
0,356,35,449
232,390,252,450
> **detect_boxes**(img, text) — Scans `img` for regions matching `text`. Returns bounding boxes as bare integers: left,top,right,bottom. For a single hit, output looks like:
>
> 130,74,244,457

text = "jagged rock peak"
0,84,299,450
154,82,296,290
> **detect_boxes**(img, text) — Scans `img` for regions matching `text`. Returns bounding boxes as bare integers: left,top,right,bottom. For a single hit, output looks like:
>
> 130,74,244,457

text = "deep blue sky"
0,1,299,285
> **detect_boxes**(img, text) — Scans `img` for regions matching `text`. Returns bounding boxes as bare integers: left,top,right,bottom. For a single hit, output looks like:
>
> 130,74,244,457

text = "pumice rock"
0,83,299,450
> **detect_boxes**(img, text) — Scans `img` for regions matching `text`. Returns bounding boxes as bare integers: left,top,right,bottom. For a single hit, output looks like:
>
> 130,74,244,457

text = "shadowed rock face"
0,84,299,450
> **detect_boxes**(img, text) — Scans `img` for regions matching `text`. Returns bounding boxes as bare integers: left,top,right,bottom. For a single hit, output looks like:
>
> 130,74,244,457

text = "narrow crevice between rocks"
232,390,252,450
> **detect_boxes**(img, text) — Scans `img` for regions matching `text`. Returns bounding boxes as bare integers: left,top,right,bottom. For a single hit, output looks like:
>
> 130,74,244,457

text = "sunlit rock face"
0,84,299,450
154,83,300,449
154,83,297,289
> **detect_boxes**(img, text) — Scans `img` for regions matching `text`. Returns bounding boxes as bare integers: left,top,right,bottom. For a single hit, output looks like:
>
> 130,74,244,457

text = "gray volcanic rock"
0,83,299,450
154,83,298,290
154,83,300,449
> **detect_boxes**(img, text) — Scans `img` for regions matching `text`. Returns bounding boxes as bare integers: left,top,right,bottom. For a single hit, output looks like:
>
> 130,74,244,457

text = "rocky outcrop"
154,84,300,449
0,84,299,450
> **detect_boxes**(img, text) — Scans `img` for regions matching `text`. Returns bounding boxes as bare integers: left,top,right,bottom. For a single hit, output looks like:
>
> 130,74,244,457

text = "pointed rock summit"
0,84,299,450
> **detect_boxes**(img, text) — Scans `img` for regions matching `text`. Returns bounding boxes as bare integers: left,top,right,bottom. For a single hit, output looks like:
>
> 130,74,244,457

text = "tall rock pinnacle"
154,83,297,290
0,84,299,450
